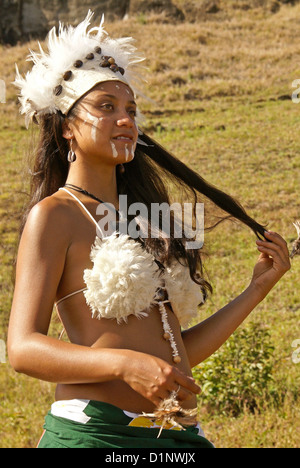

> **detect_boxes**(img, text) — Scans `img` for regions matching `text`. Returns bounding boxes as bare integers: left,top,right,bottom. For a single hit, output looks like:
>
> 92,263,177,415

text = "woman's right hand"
119,351,201,407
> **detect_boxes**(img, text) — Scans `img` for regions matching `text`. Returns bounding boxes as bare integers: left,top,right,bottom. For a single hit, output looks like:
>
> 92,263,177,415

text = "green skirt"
37,399,214,448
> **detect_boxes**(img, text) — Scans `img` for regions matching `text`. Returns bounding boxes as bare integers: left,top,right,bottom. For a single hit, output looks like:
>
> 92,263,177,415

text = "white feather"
83,233,204,327
83,233,163,323
164,260,204,329
13,10,145,126
293,220,300,237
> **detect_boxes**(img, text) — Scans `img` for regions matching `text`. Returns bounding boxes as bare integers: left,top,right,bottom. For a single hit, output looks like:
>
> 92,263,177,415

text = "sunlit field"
0,3,299,447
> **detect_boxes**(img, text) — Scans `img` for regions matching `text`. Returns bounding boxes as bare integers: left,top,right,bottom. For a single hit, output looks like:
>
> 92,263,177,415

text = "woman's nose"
116,111,134,127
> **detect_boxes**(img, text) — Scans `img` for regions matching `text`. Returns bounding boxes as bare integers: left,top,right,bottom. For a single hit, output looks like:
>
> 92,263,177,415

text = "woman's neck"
66,162,119,210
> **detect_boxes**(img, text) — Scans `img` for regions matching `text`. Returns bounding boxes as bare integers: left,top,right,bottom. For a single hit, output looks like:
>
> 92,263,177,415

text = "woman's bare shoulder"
22,190,78,244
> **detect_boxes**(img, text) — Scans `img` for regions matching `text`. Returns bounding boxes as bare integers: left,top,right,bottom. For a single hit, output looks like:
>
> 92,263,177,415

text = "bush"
193,322,276,416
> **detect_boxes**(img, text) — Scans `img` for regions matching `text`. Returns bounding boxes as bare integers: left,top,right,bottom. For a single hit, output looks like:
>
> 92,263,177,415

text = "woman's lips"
113,135,133,142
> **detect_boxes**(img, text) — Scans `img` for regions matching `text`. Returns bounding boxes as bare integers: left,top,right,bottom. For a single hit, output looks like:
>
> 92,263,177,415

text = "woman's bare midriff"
55,294,197,414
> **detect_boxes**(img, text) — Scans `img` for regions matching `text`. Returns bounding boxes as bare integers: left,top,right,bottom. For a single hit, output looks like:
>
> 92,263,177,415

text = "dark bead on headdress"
100,59,110,68
86,53,94,60
63,70,73,81
118,67,125,76
74,60,83,68
94,46,102,54
54,85,63,96
110,64,119,72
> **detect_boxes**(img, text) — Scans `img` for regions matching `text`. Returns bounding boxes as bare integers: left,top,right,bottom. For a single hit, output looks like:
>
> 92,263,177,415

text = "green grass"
0,3,299,448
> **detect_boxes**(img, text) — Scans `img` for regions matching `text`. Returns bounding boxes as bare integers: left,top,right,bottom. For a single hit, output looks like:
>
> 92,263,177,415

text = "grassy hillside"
0,3,299,447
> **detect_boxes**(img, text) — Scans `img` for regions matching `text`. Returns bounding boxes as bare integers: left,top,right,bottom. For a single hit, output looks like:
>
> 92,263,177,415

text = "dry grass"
0,3,299,448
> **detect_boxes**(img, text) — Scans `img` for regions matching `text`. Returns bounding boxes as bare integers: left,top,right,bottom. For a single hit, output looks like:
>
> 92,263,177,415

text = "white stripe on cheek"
86,112,102,143
131,142,136,158
111,142,118,158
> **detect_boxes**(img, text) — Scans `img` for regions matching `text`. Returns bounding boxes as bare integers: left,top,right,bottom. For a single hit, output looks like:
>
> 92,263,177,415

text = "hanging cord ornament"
158,300,181,364
142,287,199,437
67,139,76,163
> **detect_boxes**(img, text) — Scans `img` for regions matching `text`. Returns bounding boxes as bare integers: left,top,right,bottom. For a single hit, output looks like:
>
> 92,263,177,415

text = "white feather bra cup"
83,233,163,324
13,10,145,127
164,261,205,329
83,232,205,328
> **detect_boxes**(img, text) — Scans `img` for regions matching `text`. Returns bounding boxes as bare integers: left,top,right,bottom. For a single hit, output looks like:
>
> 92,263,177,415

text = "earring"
119,164,125,174
67,140,76,163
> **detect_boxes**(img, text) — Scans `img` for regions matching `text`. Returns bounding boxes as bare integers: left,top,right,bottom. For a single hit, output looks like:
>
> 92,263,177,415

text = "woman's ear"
62,118,74,141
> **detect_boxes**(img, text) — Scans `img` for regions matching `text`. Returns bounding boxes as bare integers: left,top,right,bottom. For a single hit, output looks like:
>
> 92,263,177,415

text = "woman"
8,12,291,448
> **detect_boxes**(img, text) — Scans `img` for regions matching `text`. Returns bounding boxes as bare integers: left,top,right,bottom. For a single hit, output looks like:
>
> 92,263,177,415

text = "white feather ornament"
83,231,204,328
83,233,163,323
13,10,146,127
164,260,205,329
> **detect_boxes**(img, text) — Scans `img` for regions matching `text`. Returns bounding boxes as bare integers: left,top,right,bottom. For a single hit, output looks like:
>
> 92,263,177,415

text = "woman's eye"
100,103,114,110
128,109,137,117
97,103,136,117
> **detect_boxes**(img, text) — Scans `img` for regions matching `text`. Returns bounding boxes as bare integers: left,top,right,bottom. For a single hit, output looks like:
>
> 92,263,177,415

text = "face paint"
85,111,102,143
111,141,119,158
125,144,129,161
131,142,136,159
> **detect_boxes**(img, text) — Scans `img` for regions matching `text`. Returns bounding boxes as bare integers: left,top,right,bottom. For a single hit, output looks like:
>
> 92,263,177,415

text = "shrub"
193,322,276,416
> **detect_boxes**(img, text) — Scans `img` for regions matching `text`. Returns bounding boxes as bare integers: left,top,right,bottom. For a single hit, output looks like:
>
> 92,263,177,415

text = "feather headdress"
13,10,145,128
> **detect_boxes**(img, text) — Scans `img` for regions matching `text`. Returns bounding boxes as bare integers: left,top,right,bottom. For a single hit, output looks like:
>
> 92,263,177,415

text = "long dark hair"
20,111,266,299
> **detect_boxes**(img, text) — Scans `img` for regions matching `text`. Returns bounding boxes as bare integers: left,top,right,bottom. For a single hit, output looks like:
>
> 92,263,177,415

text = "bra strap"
59,187,104,237
56,288,87,306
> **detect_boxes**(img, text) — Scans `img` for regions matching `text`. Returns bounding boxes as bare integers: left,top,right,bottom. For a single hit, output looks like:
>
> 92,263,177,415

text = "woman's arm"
183,231,291,368
8,198,119,384
8,198,199,405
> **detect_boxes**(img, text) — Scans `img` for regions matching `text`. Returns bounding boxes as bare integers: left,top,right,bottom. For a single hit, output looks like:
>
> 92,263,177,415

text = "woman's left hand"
252,231,291,297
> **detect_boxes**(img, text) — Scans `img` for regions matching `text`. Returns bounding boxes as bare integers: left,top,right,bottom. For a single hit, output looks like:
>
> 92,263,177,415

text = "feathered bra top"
84,232,205,330
59,188,205,330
